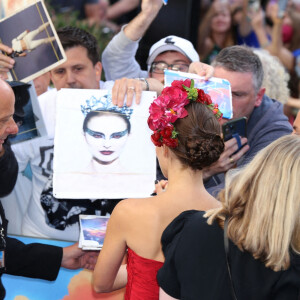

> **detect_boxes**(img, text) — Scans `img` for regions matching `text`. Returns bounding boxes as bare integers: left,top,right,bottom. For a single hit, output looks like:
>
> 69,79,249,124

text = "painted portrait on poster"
53,89,157,199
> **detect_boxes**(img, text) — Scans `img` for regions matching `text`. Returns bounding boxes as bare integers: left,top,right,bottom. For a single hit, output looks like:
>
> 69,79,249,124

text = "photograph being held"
158,134,300,300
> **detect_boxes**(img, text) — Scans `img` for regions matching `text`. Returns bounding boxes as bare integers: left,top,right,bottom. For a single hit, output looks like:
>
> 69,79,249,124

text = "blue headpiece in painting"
81,94,133,120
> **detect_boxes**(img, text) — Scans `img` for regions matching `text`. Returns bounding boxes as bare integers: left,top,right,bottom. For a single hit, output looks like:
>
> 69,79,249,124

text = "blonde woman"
158,134,300,299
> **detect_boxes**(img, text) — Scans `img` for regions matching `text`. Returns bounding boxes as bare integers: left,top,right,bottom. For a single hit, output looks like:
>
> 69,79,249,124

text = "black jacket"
0,141,62,299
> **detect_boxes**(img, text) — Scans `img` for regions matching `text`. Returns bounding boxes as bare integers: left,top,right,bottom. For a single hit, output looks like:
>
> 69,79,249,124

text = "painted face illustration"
84,112,130,164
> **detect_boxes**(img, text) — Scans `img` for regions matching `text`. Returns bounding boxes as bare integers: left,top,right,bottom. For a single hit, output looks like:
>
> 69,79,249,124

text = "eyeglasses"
151,62,190,74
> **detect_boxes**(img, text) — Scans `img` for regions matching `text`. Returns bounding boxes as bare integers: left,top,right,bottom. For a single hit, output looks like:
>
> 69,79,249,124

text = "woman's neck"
167,161,210,198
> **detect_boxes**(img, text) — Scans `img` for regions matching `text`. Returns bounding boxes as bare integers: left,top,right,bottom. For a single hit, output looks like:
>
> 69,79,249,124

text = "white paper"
53,88,157,199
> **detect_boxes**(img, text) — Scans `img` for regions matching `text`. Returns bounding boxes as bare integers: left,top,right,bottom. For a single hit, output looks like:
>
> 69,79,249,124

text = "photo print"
8,80,47,144
0,0,66,82
53,89,157,199
79,215,109,250
164,70,233,119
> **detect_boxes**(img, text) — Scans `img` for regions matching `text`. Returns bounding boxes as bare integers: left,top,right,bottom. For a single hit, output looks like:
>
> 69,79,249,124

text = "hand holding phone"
222,117,247,154
222,117,247,141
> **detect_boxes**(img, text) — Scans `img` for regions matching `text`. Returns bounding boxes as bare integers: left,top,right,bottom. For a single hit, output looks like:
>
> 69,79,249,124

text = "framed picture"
8,80,47,144
0,0,66,82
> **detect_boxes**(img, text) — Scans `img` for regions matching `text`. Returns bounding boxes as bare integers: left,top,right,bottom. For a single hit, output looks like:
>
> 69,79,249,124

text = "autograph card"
164,70,233,119
79,215,109,250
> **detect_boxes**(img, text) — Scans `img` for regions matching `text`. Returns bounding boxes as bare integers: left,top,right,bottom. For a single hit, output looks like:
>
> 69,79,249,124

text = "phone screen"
222,117,247,142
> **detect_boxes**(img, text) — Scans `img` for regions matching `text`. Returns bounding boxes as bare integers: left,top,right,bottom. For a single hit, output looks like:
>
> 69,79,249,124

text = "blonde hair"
205,135,300,271
253,49,290,104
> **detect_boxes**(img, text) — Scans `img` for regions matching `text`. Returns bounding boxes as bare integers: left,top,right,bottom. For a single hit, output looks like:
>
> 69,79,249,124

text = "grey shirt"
205,95,293,196
102,26,148,81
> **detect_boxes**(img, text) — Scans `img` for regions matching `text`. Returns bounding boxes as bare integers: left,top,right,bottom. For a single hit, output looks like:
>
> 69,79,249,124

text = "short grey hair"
212,45,264,93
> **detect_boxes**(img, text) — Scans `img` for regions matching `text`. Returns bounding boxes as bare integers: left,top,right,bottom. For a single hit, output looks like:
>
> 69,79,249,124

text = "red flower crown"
147,79,223,148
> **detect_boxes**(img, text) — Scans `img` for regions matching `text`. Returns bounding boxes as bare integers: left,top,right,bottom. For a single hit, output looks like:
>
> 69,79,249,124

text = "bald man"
0,79,98,299
0,79,19,195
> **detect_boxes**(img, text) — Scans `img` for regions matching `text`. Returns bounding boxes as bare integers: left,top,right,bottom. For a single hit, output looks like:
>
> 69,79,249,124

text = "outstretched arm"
123,0,163,41
107,0,140,21
102,0,163,80
266,4,294,71
61,243,99,270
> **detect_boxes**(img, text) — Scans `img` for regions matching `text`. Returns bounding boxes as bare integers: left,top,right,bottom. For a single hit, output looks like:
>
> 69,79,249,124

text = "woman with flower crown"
93,79,224,299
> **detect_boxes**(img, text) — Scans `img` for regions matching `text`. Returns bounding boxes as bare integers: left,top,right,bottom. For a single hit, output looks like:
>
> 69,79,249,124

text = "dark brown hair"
57,26,100,65
171,102,224,170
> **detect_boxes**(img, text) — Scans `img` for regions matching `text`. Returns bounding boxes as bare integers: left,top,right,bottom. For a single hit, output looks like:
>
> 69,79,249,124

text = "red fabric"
125,248,164,300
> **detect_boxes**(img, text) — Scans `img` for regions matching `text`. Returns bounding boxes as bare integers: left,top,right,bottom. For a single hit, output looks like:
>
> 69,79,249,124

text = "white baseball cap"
147,35,199,71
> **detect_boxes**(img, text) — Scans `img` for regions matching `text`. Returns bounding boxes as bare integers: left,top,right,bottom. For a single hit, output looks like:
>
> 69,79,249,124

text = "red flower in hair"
148,79,223,148
151,131,162,147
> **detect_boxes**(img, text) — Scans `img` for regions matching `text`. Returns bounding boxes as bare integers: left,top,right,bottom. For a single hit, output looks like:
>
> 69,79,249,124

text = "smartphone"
277,0,288,18
222,117,247,142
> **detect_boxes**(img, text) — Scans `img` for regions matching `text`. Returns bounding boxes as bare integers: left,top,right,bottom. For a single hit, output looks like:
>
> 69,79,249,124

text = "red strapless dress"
125,247,164,300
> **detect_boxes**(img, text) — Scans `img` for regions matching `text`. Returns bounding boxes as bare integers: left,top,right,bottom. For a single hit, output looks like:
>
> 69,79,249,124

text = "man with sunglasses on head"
102,0,211,84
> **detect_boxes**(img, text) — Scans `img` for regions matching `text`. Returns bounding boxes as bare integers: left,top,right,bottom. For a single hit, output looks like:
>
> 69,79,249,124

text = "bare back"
123,187,220,262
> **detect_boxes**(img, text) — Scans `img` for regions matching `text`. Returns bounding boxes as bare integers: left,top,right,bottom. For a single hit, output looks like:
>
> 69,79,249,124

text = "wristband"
138,78,150,91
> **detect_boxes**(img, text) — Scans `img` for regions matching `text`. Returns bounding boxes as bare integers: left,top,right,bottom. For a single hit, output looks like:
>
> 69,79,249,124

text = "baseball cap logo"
164,37,175,45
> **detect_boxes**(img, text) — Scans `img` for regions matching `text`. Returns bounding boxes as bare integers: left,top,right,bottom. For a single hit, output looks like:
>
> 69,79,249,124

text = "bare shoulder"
111,197,154,219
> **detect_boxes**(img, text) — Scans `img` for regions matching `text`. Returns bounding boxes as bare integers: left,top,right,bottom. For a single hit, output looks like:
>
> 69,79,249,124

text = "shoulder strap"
224,218,237,300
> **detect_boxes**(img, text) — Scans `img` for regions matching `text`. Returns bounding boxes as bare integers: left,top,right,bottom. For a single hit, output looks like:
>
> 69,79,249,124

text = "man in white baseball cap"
146,35,199,69
102,0,209,85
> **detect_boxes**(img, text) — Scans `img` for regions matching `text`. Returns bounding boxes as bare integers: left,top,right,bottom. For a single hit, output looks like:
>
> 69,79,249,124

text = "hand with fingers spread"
111,77,163,107
187,62,214,80
203,136,249,180
112,77,144,107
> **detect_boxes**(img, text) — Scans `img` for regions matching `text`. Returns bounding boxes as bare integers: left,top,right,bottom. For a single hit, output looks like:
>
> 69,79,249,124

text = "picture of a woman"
81,95,133,173
53,89,155,199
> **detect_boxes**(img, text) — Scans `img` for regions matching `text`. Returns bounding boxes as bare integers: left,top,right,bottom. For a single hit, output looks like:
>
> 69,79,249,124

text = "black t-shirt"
0,141,18,198
157,210,300,300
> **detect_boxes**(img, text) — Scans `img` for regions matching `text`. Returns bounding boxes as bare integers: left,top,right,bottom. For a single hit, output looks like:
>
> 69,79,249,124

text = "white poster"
53,88,157,199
